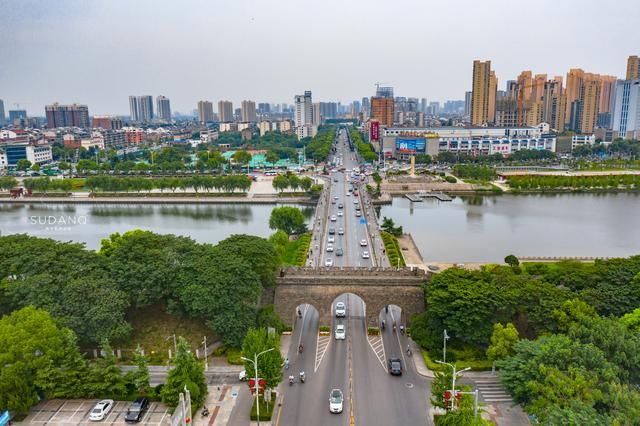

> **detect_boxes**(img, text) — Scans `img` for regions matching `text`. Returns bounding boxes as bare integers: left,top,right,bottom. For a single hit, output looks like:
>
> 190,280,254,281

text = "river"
378,192,640,263
0,203,314,250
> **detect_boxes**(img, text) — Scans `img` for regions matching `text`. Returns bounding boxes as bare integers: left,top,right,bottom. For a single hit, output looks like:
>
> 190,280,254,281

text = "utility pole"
202,336,208,371
241,348,274,426
443,329,450,363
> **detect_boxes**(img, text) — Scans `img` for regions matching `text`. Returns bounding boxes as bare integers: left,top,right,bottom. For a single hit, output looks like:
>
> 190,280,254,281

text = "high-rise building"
598,76,617,114
370,97,394,126
0,99,5,125
564,69,585,126
612,79,640,139
488,71,498,123
361,97,370,116
541,79,566,132
577,80,601,134
420,98,428,113
626,55,640,80
218,101,233,122
241,100,257,122
156,96,171,121
294,91,315,139
129,95,153,123
470,60,493,125
8,110,27,123
258,103,271,115
197,101,214,123
376,86,394,99
45,103,90,128
464,91,472,116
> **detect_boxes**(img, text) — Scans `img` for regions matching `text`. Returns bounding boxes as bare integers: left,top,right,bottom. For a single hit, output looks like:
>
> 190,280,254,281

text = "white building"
612,79,640,139
156,96,172,122
0,150,7,170
258,120,272,136
294,91,314,139
571,134,596,150
25,145,53,165
219,122,238,132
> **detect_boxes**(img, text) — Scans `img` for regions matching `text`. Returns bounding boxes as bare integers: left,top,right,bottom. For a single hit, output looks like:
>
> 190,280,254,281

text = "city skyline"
1,0,639,115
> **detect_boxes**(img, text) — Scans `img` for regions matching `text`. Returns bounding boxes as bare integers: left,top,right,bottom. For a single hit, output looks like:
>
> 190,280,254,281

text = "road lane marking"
274,394,284,426
389,309,408,367
367,334,387,372
314,333,331,372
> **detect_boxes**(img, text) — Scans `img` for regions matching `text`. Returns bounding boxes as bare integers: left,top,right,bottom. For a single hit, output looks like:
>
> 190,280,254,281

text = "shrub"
444,176,457,183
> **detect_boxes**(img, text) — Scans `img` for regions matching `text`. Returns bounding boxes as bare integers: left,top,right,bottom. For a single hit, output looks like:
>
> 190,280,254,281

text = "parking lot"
20,399,169,425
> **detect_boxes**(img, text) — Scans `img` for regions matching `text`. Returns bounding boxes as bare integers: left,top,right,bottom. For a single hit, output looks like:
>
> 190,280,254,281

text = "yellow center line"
275,394,284,426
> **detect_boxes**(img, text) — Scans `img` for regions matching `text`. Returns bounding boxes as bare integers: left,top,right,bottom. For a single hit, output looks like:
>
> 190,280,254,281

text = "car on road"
346,192,350,196
338,203,343,209
337,211,343,217
326,244,334,252
334,324,346,340
325,258,333,267
328,235,335,243
329,389,344,413
336,248,344,256
354,199,359,204
330,215,337,222
362,251,370,259
360,240,368,247
334,196,339,200
125,397,150,423
90,400,114,421
388,358,403,375
355,211,361,217
329,228,336,235
239,370,247,381
338,228,344,235
335,301,346,317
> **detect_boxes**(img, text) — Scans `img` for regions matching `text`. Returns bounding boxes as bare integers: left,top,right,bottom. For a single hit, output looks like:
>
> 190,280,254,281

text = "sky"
1,0,639,116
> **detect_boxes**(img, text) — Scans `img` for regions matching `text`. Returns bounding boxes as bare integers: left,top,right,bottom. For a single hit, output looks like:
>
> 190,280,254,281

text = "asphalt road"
319,128,376,268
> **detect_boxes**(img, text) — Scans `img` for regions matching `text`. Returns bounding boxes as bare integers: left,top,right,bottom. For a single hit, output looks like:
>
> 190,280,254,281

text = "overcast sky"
1,0,639,116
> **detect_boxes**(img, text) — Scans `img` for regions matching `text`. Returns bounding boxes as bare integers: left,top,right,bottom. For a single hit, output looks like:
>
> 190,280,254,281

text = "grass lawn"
121,303,215,364
281,232,311,266
422,348,493,372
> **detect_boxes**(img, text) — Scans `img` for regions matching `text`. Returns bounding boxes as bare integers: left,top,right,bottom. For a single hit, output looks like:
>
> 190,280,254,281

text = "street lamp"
166,334,177,355
436,360,471,411
443,329,450,363
202,336,208,372
241,347,275,426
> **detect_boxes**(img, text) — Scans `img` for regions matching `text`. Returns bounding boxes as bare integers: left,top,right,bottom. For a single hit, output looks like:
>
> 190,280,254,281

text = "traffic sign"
360,218,366,224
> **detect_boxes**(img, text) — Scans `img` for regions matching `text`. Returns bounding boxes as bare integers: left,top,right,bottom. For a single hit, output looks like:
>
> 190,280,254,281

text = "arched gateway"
272,267,428,327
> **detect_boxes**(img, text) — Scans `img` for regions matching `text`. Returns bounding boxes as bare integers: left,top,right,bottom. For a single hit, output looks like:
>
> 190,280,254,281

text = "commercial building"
378,126,555,159
612,79,640,139
100,130,127,149
92,116,123,130
627,55,640,80
0,99,5,126
129,96,154,123
241,100,257,122
0,150,7,170
218,100,233,123
156,96,172,121
197,101,215,123
45,103,90,128
8,110,27,124
571,134,596,150
3,143,53,167
464,91,472,117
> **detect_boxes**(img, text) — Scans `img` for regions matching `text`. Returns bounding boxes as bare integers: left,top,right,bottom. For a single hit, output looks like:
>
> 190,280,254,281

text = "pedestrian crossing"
474,376,513,404
367,335,386,371
315,334,331,372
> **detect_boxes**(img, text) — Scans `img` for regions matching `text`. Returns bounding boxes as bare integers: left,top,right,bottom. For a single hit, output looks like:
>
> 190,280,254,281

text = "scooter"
201,407,210,417
407,345,412,357
300,371,306,383
298,343,304,354
381,320,385,331
400,325,405,335
289,375,295,386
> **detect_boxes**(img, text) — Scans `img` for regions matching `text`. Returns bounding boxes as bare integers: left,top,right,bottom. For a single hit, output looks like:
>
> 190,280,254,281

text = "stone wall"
274,272,428,327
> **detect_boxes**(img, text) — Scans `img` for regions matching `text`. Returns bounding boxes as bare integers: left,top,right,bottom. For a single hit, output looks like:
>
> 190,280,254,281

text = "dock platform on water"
404,192,452,202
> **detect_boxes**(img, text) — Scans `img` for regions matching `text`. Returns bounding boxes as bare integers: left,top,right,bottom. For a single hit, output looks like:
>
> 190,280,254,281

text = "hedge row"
381,231,406,267
507,174,640,190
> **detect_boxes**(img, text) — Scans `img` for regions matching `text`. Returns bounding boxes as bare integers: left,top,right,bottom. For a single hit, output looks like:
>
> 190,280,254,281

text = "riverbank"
0,195,316,205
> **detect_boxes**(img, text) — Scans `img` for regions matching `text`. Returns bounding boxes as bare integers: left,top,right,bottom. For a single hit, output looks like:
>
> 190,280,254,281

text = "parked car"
329,389,344,413
90,399,114,421
125,397,150,423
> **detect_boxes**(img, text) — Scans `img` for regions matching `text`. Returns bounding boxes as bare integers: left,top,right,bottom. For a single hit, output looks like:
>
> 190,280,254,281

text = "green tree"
213,235,280,289
269,206,306,235
265,150,279,165
161,337,207,414
31,163,41,172
87,339,127,399
272,174,289,192
232,150,252,167
620,307,640,332
256,305,285,334
0,176,17,190
503,254,519,267
16,159,32,171
241,328,283,389
128,345,150,395
486,323,519,363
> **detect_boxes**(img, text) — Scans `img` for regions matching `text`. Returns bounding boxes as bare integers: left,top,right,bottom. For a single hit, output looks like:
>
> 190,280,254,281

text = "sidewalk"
408,339,435,378
196,384,242,426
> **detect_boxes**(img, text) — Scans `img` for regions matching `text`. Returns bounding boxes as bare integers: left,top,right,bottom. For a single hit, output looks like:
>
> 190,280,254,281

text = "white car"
362,251,370,259
328,235,335,243
90,399,114,421
329,389,344,413
337,211,343,217
326,244,334,252
239,370,247,381
325,258,333,267
360,240,368,247
354,199,359,204
334,324,346,340
335,301,346,317
338,228,344,235
330,215,337,222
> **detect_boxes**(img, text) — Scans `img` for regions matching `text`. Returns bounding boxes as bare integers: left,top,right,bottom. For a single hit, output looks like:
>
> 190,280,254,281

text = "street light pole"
166,334,177,355
241,347,274,426
443,329,450,363
202,336,208,372
436,360,470,411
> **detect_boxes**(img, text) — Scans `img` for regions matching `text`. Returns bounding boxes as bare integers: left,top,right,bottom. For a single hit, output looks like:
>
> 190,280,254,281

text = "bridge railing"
279,266,427,277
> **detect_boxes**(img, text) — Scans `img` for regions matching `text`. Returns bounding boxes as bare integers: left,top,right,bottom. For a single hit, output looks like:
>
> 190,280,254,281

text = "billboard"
370,120,380,142
396,138,426,153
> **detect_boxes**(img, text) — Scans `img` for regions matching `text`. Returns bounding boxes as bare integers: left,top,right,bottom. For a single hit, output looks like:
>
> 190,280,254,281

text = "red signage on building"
370,120,380,142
